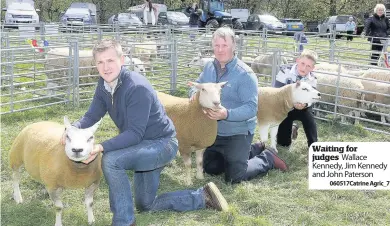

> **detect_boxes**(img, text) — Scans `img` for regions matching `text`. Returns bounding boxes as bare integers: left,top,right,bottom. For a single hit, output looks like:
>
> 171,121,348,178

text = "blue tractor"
198,0,243,29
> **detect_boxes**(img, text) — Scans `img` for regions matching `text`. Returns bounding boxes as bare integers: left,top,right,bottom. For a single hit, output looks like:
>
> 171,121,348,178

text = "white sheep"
241,56,255,67
156,81,226,185
257,81,321,152
187,54,253,69
9,116,102,226
360,69,390,123
45,48,98,95
126,40,158,65
315,70,364,124
124,56,146,75
314,62,348,73
251,54,288,80
187,52,214,68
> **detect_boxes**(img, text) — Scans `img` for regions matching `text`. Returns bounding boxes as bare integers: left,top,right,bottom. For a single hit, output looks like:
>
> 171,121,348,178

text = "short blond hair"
299,49,318,64
92,39,123,60
212,26,236,49
374,4,386,14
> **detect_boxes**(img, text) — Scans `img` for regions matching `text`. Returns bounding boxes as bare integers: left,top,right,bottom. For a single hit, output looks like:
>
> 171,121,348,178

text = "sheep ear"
64,116,72,129
296,80,301,87
88,118,102,134
218,81,228,88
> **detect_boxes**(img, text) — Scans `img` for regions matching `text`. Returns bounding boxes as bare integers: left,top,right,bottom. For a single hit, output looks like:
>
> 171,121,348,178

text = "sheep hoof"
196,172,204,180
184,178,193,186
13,194,23,204
88,218,95,225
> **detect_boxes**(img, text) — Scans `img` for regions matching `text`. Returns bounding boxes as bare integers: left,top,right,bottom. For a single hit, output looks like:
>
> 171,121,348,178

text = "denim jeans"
203,133,275,184
102,137,205,226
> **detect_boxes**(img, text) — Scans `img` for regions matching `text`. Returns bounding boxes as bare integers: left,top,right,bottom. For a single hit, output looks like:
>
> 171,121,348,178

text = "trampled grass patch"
1,103,389,226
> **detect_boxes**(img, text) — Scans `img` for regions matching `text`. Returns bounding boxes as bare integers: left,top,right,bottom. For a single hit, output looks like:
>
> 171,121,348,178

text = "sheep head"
63,116,102,162
188,81,227,110
291,81,321,105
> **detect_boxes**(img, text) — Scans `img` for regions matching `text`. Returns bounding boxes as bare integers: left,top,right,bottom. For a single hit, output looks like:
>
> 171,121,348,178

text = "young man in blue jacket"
62,39,228,226
189,27,287,184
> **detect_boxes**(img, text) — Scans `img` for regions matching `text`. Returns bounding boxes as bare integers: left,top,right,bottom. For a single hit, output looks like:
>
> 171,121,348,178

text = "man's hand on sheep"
202,107,228,120
294,103,308,110
82,144,103,164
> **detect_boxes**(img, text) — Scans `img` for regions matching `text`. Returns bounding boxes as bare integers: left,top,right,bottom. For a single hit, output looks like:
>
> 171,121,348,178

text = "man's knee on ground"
203,160,224,175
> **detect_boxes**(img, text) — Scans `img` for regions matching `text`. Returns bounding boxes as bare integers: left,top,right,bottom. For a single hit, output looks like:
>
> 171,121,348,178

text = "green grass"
1,103,390,226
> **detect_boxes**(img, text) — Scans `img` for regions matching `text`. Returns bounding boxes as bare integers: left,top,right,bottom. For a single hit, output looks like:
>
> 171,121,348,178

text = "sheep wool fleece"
190,56,258,136
73,66,176,152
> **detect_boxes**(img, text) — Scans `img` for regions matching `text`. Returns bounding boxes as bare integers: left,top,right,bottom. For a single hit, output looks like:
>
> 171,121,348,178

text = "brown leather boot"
204,182,229,212
267,148,288,172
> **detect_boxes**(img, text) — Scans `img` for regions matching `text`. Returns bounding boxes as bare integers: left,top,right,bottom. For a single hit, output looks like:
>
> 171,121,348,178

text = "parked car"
3,0,40,28
246,14,286,34
108,13,142,27
60,3,98,27
280,18,304,35
317,15,357,37
157,11,189,26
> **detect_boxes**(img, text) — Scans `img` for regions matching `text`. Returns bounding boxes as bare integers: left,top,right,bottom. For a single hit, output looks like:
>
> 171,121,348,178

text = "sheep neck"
69,154,100,170
280,84,294,112
271,85,294,122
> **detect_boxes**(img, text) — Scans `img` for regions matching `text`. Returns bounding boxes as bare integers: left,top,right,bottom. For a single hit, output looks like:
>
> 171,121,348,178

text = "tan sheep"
9,116,102,226
257,82,321,152
156,81,226,185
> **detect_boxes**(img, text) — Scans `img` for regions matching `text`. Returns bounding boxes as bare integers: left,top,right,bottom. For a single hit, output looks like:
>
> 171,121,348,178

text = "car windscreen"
118,13,130,19
167,12,187,19
335,16,351,23
66,8,89,15
259,15,280,23
8,3,34,11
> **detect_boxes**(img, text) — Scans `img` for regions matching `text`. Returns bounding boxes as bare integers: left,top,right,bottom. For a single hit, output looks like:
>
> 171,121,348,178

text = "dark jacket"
73,67,175,152
364,13,390,42
186,6,200,26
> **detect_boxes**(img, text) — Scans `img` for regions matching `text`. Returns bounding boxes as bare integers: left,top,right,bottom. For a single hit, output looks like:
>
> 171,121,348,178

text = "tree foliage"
0,0,383,24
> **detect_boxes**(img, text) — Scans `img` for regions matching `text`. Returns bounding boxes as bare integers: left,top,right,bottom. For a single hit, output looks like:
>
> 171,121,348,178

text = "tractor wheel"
206,19,219,29
232,20,243,30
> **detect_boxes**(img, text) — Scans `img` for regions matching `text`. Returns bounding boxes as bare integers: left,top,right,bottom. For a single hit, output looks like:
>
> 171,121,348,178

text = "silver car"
158,11,189,26
108,13,142,27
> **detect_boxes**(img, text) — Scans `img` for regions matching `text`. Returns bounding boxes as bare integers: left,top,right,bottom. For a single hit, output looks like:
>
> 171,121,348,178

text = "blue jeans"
203,133,275,184
102,137,205,226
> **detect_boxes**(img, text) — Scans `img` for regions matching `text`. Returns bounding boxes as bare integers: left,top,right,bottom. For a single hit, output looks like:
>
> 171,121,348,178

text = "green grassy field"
1,102,390,226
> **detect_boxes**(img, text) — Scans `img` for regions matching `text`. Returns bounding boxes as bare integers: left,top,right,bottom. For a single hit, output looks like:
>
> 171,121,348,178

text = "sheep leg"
269,125,279,153
349,111,359,125
258,124,269,143
195,149,204,180
12,168,23,204
341,115,346,124
181,152,193,185
85,182,99,225
381,115,387,123
48,188,64,226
